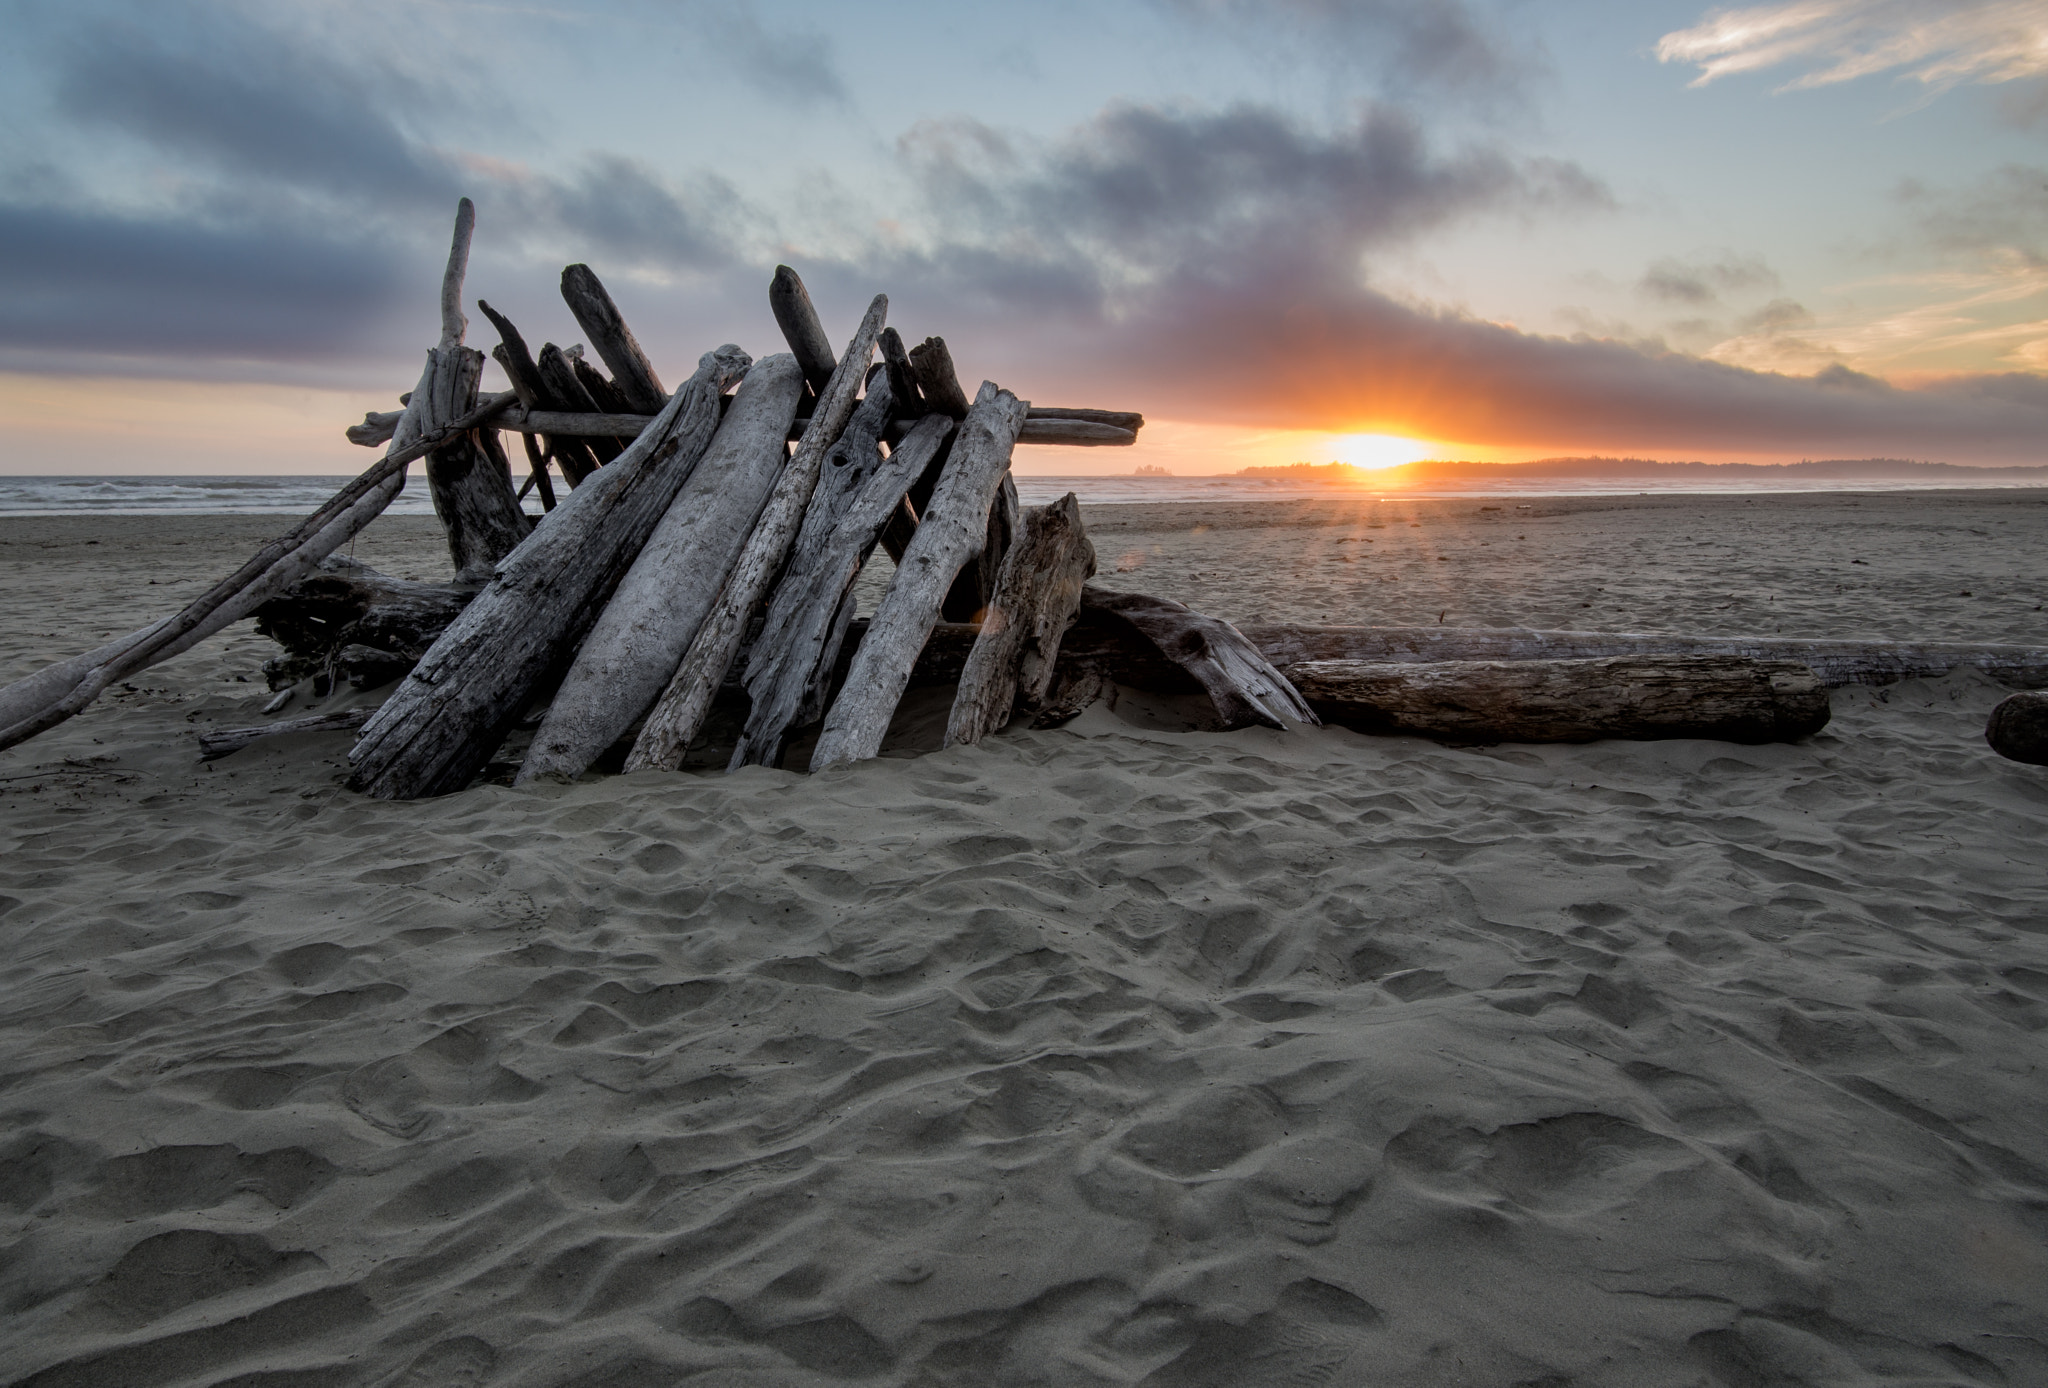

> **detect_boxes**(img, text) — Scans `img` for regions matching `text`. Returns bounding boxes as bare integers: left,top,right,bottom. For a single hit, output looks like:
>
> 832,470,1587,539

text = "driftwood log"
1289,656,1831,744
1986,691,2048,765
730,410,957,770
1082,586,1316,730
349,403,1134,449
560,264,666,414
538,344,622,470
810,382,1029,771
391,200,531,580
878,327,925,418
199,709,370,760
626,291,888,771
349,343,751,799
518,353,805,783
946,492,1097,747
769,265,840,395
253,556,475,691
1240,625,2048,690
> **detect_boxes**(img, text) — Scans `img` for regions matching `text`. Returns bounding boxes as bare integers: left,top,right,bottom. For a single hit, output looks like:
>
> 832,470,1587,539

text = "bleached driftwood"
199,709,370,760
908,336,972,418
560,264,666,414
1083,586,1317,730
809,382,1030,770
1009,419,1137,447
1987,691,2048,765
348,343,751,799
626,293,890,771
518,353,806,783
945,492,1097,747
1240,625,2048,690
1289,656,1831,744
769,265,840,395
729,409,958,770
392,200,531,580
1028,407,1143,433
356,404,1140,450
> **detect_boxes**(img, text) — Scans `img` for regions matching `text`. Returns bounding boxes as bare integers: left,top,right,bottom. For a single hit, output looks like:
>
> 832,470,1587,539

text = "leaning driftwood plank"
945,492,1097,747
1987,691,2048,765
348,344,750,799
907,337,972,419
1290,656,1830,744
1083,586,1317,730
810,382,1030,770
391,200,530,581
770,265,840,395
519,354,806,783
199,709,370,760
560,264,666,413
729,408,957,770
626,295,890,771
1239,625,2048,690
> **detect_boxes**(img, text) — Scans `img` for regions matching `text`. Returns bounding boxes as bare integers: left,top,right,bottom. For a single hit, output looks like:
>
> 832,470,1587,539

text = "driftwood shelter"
4,199,2047,785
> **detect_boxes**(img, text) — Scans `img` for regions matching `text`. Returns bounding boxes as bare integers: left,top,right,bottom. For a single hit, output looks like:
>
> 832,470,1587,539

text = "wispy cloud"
1659,0,2048,95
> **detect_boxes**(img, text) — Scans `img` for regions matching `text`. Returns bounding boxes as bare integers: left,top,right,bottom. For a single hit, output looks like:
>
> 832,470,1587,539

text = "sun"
1324,433,1434,470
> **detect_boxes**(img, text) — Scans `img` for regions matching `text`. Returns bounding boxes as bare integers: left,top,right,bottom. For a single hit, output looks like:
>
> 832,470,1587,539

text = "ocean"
1,469,2044,516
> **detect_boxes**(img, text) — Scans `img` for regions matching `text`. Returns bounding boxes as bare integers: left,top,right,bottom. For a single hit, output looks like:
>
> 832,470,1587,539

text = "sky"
2,0,2047,475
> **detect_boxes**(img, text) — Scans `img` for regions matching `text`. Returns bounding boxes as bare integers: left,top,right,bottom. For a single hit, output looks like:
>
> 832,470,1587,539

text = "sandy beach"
3,490,2047,1386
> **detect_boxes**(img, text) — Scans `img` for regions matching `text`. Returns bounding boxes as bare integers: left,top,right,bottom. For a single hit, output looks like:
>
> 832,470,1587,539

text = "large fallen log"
253,556,475,691
810,381,1030,771
517,353,806,783
389,199,530,581
946,492,1096,747
1986,691,2048,765
560,264,666,414
729,408,957,770
626,291,889,771
1290,656,1831,744
348,343,751,799
1241,625,2048,689
1082,586,1317,730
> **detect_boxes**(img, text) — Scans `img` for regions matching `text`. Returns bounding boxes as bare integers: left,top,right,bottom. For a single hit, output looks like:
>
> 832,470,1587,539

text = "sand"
2,491,2046,1387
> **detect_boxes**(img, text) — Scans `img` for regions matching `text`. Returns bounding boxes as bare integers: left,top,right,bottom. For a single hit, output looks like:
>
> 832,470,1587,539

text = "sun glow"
1322,433,1435,470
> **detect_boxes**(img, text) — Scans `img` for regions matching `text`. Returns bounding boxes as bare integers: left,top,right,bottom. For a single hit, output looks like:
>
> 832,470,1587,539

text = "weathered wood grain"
878,326,925,417
518,354,805,783
538,343,620,471
199,709,371,760
945,492,1097,747
810,381,1029,770
1289,656,1831,744
348,343,751,799
625,294,889,771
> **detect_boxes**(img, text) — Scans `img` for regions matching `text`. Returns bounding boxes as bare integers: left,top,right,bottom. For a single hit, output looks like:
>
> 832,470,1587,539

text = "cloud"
1658,0,2048,94
1637,252,1780,304
1157,0,1532,104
